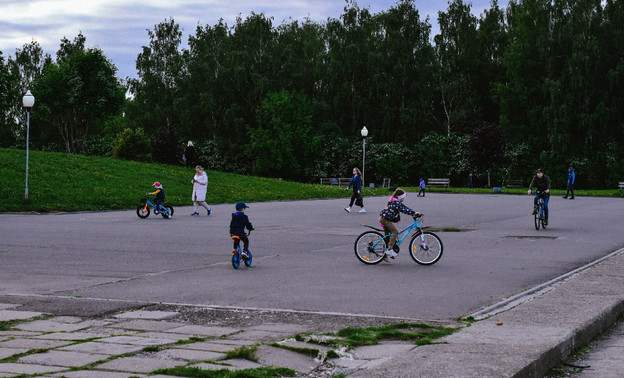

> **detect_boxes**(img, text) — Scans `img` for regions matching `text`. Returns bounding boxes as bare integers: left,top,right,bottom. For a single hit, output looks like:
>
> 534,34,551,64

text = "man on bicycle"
528,168,551,225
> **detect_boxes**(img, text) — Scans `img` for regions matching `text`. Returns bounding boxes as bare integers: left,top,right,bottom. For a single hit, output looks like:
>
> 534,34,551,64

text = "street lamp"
361,126,368,187
23,90,35,200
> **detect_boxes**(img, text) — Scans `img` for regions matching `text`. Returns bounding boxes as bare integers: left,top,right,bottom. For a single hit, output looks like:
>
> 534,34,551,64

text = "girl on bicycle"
379,188,421,259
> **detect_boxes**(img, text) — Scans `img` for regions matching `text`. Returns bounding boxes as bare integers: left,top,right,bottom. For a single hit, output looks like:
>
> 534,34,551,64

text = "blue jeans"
534,194,549,221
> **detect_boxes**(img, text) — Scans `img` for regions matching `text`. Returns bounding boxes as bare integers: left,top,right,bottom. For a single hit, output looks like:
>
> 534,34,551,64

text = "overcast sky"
1,0,508,80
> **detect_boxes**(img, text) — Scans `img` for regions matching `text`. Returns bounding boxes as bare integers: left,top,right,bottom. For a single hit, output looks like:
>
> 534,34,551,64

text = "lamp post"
23,90,35,200
361,126,368,187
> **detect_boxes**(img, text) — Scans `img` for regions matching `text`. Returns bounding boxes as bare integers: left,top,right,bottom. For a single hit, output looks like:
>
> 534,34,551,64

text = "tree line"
1,0,623,189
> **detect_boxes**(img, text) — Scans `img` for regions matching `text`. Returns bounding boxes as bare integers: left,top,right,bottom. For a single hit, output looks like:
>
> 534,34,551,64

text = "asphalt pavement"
1,193,623,376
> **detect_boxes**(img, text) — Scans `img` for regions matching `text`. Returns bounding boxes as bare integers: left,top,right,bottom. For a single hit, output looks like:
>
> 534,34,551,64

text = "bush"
113,128,151,162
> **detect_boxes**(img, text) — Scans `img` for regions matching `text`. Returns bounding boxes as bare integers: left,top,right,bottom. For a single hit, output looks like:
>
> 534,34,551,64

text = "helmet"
153,181,161,187
235,201,249,211
536,169,542,173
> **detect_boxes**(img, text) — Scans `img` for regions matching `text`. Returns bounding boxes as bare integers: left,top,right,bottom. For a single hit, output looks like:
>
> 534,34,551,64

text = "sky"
0,0,508,80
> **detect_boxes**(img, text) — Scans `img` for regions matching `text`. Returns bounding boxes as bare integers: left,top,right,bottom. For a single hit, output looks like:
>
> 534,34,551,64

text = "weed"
269,342,319,358
336,322,456,348
225,344,258,362
175,336,208,345
150,365,296,377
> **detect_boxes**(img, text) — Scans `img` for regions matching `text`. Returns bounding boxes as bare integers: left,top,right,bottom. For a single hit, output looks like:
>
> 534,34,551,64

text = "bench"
382,178,391,188
505,179,524,188
320,177,352,187
428,178,450,189
619,181,624,197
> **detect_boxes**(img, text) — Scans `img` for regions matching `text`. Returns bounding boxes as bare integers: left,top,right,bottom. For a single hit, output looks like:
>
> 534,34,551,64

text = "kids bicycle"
532,190,547,230
136,196,174,219
354,214,443,265
231,230,253,269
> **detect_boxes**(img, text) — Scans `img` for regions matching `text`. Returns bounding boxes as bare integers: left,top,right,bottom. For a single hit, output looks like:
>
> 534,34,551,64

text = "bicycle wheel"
137,204,150,219
534,207,541,230
244,250,252,267
354,231,387,265
232,251,241,269
409,232,443,265
161,205,174,218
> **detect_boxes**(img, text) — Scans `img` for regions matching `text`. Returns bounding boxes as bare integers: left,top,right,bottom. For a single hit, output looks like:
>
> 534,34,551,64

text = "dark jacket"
380,200,416,223
347,175,362,192
230,211,253,235
529,175,551,195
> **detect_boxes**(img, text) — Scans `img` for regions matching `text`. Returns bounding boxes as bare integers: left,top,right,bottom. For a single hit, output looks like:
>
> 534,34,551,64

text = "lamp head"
360,126,368,137
23,90,35,108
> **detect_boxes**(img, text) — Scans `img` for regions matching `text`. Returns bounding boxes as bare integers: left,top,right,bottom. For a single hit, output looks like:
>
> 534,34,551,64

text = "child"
230,201,254,259
379,188,421,259
148,181,165,212
417,178,426,197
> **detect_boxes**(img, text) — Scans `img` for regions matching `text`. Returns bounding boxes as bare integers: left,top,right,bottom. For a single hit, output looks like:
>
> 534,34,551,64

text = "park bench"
619,181,624,197
320,177,352,187
428,178,450,190
505,179,524,188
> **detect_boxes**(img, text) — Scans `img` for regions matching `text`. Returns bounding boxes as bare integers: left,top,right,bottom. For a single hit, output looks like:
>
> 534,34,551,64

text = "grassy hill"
0,148,389,213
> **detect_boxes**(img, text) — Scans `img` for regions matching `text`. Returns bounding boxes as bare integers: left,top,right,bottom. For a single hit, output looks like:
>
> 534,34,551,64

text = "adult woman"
191,165,212,216
344,167,365,213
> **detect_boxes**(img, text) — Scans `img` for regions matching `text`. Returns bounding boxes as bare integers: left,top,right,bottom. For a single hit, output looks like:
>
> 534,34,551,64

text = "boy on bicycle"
528,169,551,224
379,188,421,259
148,181,165,213
230,201,254,259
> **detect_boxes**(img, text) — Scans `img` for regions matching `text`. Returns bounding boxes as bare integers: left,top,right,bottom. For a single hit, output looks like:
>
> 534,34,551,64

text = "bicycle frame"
364,218,427,248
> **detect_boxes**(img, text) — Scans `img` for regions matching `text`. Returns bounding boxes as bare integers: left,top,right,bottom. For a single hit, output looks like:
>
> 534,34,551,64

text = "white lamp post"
23,90,35,200
361,126,368,187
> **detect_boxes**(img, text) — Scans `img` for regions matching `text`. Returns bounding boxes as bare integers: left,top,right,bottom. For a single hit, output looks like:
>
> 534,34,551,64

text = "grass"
150,366,296,377
225,345,258,362
335,322,457,348
0,148,390,213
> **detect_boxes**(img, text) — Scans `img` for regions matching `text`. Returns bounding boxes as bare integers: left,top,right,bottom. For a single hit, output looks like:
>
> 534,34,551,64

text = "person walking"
417,178,426,197
184,141,195,167
191,165,212,216
563,166,575,199
344,168,365,213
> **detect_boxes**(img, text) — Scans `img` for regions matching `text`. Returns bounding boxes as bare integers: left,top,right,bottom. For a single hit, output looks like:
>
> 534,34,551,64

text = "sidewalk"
0,249,623,377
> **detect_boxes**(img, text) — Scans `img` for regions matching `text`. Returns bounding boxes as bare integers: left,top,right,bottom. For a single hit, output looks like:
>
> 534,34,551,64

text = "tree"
127,18,185,164
34,44,125,153
250,90,320,180
433,0,479,136
468,121,506,186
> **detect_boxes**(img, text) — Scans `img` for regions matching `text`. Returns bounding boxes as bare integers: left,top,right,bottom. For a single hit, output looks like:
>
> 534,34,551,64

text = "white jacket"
192,171,208,201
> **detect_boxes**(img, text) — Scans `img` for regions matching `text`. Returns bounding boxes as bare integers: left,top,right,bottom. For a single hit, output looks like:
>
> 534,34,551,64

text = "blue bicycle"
354,214,443,265
231,230,253,269
532,190,547,230
136,196,174,219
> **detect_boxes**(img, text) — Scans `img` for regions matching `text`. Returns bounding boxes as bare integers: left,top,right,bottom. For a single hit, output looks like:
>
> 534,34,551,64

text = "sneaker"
562,196,567,199
208,209,212,216
168,215,172,219
344,207,351,213
532,207,537,215
569,197,574,200
241,251,249,259
232,249,238,255
154,210,159,214
358,208,366,213
386,249,398,259
191,212,199,216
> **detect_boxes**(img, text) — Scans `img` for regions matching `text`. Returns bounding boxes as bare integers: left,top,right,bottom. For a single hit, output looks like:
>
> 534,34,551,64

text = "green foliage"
151,366,296,377
335,322,456,348
113,128,152,162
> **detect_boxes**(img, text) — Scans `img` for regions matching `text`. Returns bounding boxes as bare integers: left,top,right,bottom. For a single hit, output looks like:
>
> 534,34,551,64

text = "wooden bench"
619,181,624,197
320,177,352,187
505,179,524,188
427,178,450,190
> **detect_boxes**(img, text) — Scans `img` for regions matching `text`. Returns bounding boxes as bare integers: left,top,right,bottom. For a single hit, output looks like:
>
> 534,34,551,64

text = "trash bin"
493,187,501,193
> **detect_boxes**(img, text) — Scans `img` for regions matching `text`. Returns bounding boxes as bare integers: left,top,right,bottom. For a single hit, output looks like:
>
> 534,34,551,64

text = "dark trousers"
232,234,249,252
565,183,574,198
418,188,425,197
349,191,363,207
